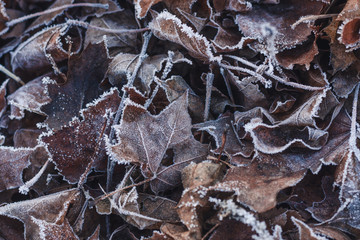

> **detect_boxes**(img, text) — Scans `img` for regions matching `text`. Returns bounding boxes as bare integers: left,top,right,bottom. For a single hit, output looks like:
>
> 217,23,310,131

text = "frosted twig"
291,14,338,29
106,32,152,192
0,64,24,85
144,84,159,109
204,73,214,122
219,63,272,88
19,159,50,195
349,83,360,158
6,3,109,28
223,55,324,91
66,19,150,34
220,68,235,104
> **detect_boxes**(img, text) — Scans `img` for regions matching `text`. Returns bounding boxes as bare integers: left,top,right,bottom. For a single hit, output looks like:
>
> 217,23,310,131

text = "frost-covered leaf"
336,0,360,51
31,217,79,240
11,25,81,80
26,0,74,32
0,189,80,239
107,53,168,92
245,120,328,154
84,10,139,50
7,76,51,120
235,0,325,50
41,88,121,183
212,164,306,213
0,146,33,191
149,11,217,62
110,92,208,193
41,41,110,130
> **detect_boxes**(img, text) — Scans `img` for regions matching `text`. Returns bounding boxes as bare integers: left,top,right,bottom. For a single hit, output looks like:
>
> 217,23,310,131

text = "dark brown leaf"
41,88,120,183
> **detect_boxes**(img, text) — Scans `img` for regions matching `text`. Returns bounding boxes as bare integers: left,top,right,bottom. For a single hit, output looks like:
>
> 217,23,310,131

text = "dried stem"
66,19,150,34
0,64,24,85
19,159,50,194
291,14,338,29
6,3,109,28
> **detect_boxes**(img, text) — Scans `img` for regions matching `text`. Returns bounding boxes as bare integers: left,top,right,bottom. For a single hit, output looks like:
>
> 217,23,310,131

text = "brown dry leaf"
42,41,110,130
110,92,208,193
245,119,328,154
331,65,360,98
208,219,256,240
149,11,218,62
337,0,360,51
41,88,120,184
134,0,195,19
26,0,74,32
107,53,168,92
11,25,81,80
31,218,79,240
292,217,350,240
275,36,319,69
7,75,51,120
84,10,139,50
157,75,205,122
87,225,100,240
0,146,34,192
211,164,306,213
0,188,80,239
193,114,254,158
306,176,341,222
235,0,325,50
181,162,223,189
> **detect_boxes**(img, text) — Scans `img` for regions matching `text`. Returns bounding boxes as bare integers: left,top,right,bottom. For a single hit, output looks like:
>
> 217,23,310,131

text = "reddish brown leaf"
42,41,110,130
41,89,120,183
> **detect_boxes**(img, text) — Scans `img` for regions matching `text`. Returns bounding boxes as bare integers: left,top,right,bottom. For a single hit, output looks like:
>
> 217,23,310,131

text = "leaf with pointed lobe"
0,189,80,239
41,88,121,184
7,76,51,120
0,146,33,192
110,92,208,193
41,41,110,130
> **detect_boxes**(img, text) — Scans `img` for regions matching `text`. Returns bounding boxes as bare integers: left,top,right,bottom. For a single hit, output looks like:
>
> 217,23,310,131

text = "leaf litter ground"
0,0,360,239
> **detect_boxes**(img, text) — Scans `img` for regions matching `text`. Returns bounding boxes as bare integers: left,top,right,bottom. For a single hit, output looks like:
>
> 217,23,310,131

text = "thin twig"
291,14,338,29
97,178,152,203
66,19,150,34
0,64,25,85
201,223,220,240
6,3,109,28
106,32,152,193
222,55,325,91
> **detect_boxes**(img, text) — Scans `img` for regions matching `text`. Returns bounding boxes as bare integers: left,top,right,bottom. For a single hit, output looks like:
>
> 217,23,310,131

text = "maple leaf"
110,92,208,193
